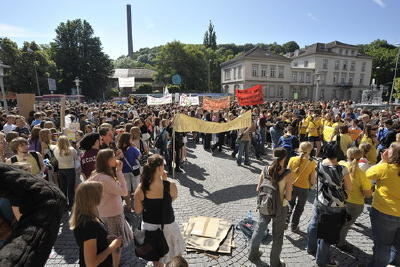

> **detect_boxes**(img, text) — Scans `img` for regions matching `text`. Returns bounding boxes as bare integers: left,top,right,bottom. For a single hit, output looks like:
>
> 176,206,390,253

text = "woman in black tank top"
134,154,185,266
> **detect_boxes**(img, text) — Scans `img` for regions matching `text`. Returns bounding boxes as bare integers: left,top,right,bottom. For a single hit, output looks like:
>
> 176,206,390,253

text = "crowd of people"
0,98,399,267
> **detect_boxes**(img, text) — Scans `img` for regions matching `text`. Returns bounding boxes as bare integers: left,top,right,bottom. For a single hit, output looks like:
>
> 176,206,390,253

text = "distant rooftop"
112,68,156,79
221,46,290,67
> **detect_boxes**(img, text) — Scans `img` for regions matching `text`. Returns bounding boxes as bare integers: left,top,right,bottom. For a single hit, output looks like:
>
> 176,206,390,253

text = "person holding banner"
237,122,255,166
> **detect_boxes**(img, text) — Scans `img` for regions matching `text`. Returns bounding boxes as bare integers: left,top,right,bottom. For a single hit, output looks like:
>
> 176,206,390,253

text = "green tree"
203,20,217,50
282,41,300,53
52,19,113,99
113,56,152,69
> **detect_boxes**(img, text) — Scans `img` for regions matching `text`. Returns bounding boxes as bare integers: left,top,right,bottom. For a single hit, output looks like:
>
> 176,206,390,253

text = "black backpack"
154,129,166,149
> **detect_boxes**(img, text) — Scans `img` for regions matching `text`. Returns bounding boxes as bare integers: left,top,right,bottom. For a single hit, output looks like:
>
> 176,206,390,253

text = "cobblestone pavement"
46,140,373,267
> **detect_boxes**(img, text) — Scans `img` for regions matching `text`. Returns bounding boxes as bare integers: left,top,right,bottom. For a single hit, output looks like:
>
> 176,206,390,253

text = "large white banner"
118,77,135,87
179,94,200,106
147,94,172,105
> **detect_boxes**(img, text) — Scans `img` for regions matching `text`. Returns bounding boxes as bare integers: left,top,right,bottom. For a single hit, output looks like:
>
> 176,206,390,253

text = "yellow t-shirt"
299,120,308,135
332,121,343,128
340,161,371,205
360,136,377,164
288,156,317,189
339,134,353,156
366,163,400,217
307,118,322,137
323,119,334,127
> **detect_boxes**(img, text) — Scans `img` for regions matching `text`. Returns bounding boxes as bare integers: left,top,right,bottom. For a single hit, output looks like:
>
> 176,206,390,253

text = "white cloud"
307,12,319,22
373,0,386,8
0,23,50,38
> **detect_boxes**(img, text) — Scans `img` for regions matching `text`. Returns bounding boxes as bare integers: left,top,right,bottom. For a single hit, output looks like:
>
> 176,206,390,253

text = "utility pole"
208,59,211,93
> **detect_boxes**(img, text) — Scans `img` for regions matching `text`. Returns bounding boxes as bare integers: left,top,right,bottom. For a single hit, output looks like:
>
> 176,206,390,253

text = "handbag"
123,156,140,176
134,181,170,261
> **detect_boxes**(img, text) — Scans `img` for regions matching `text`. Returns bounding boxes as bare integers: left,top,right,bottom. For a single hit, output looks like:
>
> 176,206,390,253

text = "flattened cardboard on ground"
183,216,233,252
190,216,220,238
185,225,234,254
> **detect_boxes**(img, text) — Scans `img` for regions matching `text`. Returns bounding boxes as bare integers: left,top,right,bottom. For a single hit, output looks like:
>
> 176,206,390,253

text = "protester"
88,149,133,267
70,181,122,267
366,142,400,267
54,136,79,210
287,142,316,232
307,143,352,266
80,133,100,180
338,147,372,252
134,154,185,266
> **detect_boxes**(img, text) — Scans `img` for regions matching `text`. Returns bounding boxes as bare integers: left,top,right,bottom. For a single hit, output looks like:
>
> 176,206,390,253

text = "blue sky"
0,0,398,59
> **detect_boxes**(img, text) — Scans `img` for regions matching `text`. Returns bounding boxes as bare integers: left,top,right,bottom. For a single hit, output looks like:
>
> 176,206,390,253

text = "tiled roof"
221,46,290,67
111,68,156,79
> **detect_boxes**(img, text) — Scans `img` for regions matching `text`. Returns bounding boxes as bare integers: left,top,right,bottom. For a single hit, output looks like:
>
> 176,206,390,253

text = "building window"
269,85,275,97
335,60,340,70
304,61,309,67
339,48,343,54
225,69,231,81
360,73,365,85
342,60,348,70
270,65,276,78
238,65,242,79
305,72,311,83
278,86,284,97
320,72,326,85
351,50,355,56
252,64,258,77
292,71,297,82
349,73,354,85
323,59,328,69
261,65,267,77
321,88,325,99
333,89,337,99
333,72,339,84
293,61,298,67
361,62,366,72
278,66,284,78
345,49,349,55
341,72,347,84
299,72,304,83
350,61,355,71
233,67,237,80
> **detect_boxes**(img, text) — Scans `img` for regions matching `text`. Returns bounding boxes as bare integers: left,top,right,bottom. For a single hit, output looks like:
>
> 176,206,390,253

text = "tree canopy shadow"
176,174,210,198
205,184,257,204
182,161,209,181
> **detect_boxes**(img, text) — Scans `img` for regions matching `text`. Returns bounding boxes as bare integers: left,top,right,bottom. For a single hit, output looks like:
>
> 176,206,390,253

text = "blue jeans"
260,128,266,153
249,207,288,267
237,140,250,165
307,202,345,266
369,207,400,267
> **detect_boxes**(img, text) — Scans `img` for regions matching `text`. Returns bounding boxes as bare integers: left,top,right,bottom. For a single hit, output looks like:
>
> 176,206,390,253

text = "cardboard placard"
16,94,35,119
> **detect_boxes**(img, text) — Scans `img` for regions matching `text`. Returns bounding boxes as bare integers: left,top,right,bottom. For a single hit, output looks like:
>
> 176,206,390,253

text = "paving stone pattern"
46,141,373,267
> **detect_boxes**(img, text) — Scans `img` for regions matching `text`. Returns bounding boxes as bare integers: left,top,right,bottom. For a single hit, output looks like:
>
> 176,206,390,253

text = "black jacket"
0,164,66,267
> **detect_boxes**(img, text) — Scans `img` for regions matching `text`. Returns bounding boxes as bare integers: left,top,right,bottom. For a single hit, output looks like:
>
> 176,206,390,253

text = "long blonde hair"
347,147,362,177
94,149,116,180
39,128,51,145
69,181,103,230
57,135,72,156
294,142,313,173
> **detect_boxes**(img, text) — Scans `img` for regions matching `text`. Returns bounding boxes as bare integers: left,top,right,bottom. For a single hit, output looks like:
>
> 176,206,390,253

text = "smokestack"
126,4,133,58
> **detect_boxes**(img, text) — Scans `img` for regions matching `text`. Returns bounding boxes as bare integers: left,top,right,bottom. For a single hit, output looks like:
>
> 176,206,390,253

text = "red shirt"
80,149,98,179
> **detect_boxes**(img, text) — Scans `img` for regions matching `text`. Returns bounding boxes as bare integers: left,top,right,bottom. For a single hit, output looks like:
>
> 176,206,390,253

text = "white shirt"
3,123,16,134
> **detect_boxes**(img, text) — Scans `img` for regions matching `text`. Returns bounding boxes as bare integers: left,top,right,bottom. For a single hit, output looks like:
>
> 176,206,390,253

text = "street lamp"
27,48,41,96
314,72,321,101
0,60,10,111
208,59,211,93
389,43,400,104
74,77,82,95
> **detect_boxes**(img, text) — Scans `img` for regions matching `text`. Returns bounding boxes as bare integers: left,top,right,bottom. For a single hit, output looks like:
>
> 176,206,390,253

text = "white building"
287,41,373,101
220,41,373,102
220,47,292,100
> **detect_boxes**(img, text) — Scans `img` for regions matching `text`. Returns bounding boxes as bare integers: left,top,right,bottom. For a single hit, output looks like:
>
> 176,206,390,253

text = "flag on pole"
164,86,169,96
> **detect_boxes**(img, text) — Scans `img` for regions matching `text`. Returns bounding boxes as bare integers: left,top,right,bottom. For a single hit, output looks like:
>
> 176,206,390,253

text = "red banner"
236,85,264,106
203,96,230,111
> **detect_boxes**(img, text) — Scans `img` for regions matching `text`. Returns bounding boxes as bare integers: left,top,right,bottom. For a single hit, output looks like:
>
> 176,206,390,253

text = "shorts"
308,136,321,142
123,172,140,193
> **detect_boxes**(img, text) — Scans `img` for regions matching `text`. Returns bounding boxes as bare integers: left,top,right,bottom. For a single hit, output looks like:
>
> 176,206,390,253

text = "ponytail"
349,158,358,178
346,147,362,179
268,148,287,184
140,154,164,193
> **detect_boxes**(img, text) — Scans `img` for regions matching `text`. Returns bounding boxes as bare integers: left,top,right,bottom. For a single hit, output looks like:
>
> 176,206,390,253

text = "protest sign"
203,96,230,111
236,85,264,106
179,94,200,106
16,94,35,119
173,110,251,133
349,128,363,141
118,77,135,87
147,94,172,105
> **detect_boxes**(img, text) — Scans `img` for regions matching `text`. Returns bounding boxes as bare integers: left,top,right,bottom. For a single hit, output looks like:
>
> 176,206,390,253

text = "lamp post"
389,43,400,104
314,72,321,101
74,77,82,95
27,48,41,96
208,59,211,93
0,60,10,111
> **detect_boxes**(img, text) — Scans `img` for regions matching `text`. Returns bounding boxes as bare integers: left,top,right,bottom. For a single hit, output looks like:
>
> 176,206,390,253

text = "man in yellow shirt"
306,110,322,157
366,143,400,267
